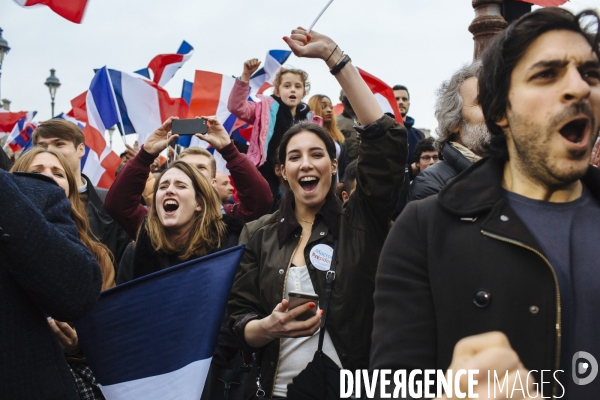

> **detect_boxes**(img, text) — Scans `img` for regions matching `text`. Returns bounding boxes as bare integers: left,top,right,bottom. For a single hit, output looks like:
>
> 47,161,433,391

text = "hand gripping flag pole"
307,0,335,33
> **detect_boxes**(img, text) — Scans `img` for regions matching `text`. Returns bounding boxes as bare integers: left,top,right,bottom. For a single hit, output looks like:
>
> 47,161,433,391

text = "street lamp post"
45,69,61,118
469,0,507,61
0,28,11,100
108,125,115,149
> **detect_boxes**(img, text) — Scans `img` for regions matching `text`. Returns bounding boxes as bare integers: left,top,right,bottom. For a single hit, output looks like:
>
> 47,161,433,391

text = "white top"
272,265,342,397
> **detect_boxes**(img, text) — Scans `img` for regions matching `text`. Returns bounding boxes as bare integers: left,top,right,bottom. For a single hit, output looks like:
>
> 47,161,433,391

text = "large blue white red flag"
13,0,88,23
249,50,292,100
108,69,188,145
68,67,122,188
187,70,238,151
75,245,245,400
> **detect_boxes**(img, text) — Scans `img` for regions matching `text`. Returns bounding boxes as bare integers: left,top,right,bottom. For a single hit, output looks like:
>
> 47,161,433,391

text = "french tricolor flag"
358,67,404,124
108,69,189,145
187,70,239,148
0,110,34,136
75,245,245,400
248,50,292,99
3,117,38,152
145,41,194,88
13,0,88,23
77,67,123,188
185,70,241,174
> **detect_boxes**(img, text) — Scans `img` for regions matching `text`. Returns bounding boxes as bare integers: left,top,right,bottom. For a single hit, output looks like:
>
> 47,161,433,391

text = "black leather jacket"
227,115,407,399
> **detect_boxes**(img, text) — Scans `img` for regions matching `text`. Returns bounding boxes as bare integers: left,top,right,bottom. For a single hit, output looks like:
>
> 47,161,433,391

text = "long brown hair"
308,95,345,144
11,147,115,290
145,160,227,260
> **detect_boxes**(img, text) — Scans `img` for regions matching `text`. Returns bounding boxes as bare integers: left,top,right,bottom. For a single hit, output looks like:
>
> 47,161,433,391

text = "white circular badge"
309,244,334,271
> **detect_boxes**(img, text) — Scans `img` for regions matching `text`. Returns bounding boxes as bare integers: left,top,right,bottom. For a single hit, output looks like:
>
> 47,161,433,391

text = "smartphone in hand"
172,118,207,135
288,291,319,321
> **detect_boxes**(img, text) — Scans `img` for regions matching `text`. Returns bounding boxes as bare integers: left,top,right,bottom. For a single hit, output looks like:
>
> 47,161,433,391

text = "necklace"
295,214,314,225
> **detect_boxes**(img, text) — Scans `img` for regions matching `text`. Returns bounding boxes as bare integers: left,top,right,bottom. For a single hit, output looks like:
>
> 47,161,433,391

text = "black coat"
371,157,600,398
228,115,407,399
408,142,472,201
0,171,102,400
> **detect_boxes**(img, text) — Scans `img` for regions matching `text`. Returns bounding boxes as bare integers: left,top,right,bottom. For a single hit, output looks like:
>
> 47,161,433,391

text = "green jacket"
227,114,407,398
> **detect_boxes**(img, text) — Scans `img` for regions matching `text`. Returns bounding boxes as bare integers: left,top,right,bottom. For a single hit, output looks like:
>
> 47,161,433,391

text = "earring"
333,171,337,176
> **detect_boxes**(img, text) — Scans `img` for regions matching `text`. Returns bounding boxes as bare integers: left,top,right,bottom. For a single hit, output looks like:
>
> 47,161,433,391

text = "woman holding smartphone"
227,27,408,399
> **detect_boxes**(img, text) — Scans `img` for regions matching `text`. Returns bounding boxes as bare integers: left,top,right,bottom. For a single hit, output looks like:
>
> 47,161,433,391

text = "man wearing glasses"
413,137,439,174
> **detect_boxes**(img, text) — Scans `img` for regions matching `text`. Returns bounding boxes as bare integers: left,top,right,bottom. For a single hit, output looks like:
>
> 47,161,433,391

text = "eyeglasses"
420,155,439,162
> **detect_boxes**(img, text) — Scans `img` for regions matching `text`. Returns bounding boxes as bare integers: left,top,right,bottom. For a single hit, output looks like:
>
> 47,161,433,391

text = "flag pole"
307,0,335,33
103,66,128,147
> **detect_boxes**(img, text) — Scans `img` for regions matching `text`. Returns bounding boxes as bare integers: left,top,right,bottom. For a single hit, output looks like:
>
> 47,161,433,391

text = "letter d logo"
572,351,598,385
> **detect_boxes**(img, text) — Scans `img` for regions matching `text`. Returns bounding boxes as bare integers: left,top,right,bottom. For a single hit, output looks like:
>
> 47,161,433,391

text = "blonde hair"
272,68,310,97
146,160,227,260
179,146,217,179
308,95,345,143
12,148,115,290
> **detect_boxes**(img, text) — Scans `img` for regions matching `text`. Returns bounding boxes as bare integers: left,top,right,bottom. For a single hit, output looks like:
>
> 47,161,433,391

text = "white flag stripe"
99,358,211,400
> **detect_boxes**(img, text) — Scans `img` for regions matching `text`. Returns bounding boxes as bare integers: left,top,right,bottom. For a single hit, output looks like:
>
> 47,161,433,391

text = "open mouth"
559,118,589,144
299,176,319,192
163,199,179,213
288,95,297,101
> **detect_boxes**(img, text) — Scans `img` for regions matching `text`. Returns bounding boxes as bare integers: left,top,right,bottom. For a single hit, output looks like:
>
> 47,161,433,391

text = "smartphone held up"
172,118,208,135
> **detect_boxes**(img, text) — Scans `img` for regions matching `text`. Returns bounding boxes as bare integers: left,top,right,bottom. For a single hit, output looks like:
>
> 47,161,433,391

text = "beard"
508,102,597,189
460,120,491,156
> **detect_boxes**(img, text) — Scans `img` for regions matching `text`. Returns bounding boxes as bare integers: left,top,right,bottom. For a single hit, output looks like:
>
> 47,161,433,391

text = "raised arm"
227,59,262,124
284,27,406,223
194,116,273,221
284,28,382,125
105,117,178,238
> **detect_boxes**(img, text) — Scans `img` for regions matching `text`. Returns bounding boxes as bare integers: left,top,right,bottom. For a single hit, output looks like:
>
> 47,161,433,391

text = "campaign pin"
309,244,334,271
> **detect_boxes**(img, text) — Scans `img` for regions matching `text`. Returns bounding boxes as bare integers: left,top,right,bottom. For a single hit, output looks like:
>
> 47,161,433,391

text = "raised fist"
241,58,261,82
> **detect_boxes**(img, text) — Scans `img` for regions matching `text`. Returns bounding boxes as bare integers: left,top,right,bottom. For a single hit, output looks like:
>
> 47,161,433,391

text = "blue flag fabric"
75,245,245,399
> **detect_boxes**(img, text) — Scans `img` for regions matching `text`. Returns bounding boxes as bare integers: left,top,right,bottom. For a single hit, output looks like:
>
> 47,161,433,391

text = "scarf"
449,141,482,163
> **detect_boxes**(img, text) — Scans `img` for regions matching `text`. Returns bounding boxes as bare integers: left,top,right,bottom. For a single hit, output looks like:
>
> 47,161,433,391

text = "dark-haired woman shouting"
228,28,408,399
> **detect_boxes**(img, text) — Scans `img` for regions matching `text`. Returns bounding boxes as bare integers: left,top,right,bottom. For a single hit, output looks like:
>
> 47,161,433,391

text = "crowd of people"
2,6,600,400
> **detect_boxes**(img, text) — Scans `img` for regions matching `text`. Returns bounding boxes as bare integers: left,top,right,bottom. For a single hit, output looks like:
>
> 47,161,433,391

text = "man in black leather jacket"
408,61,491,202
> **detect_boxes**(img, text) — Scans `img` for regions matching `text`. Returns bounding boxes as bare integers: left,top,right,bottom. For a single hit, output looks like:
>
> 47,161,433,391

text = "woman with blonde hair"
307,94,348,181
105,116,245,399
109,117,244,283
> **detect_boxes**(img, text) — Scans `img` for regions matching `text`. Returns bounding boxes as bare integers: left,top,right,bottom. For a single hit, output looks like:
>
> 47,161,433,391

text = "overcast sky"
1,0,598,155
